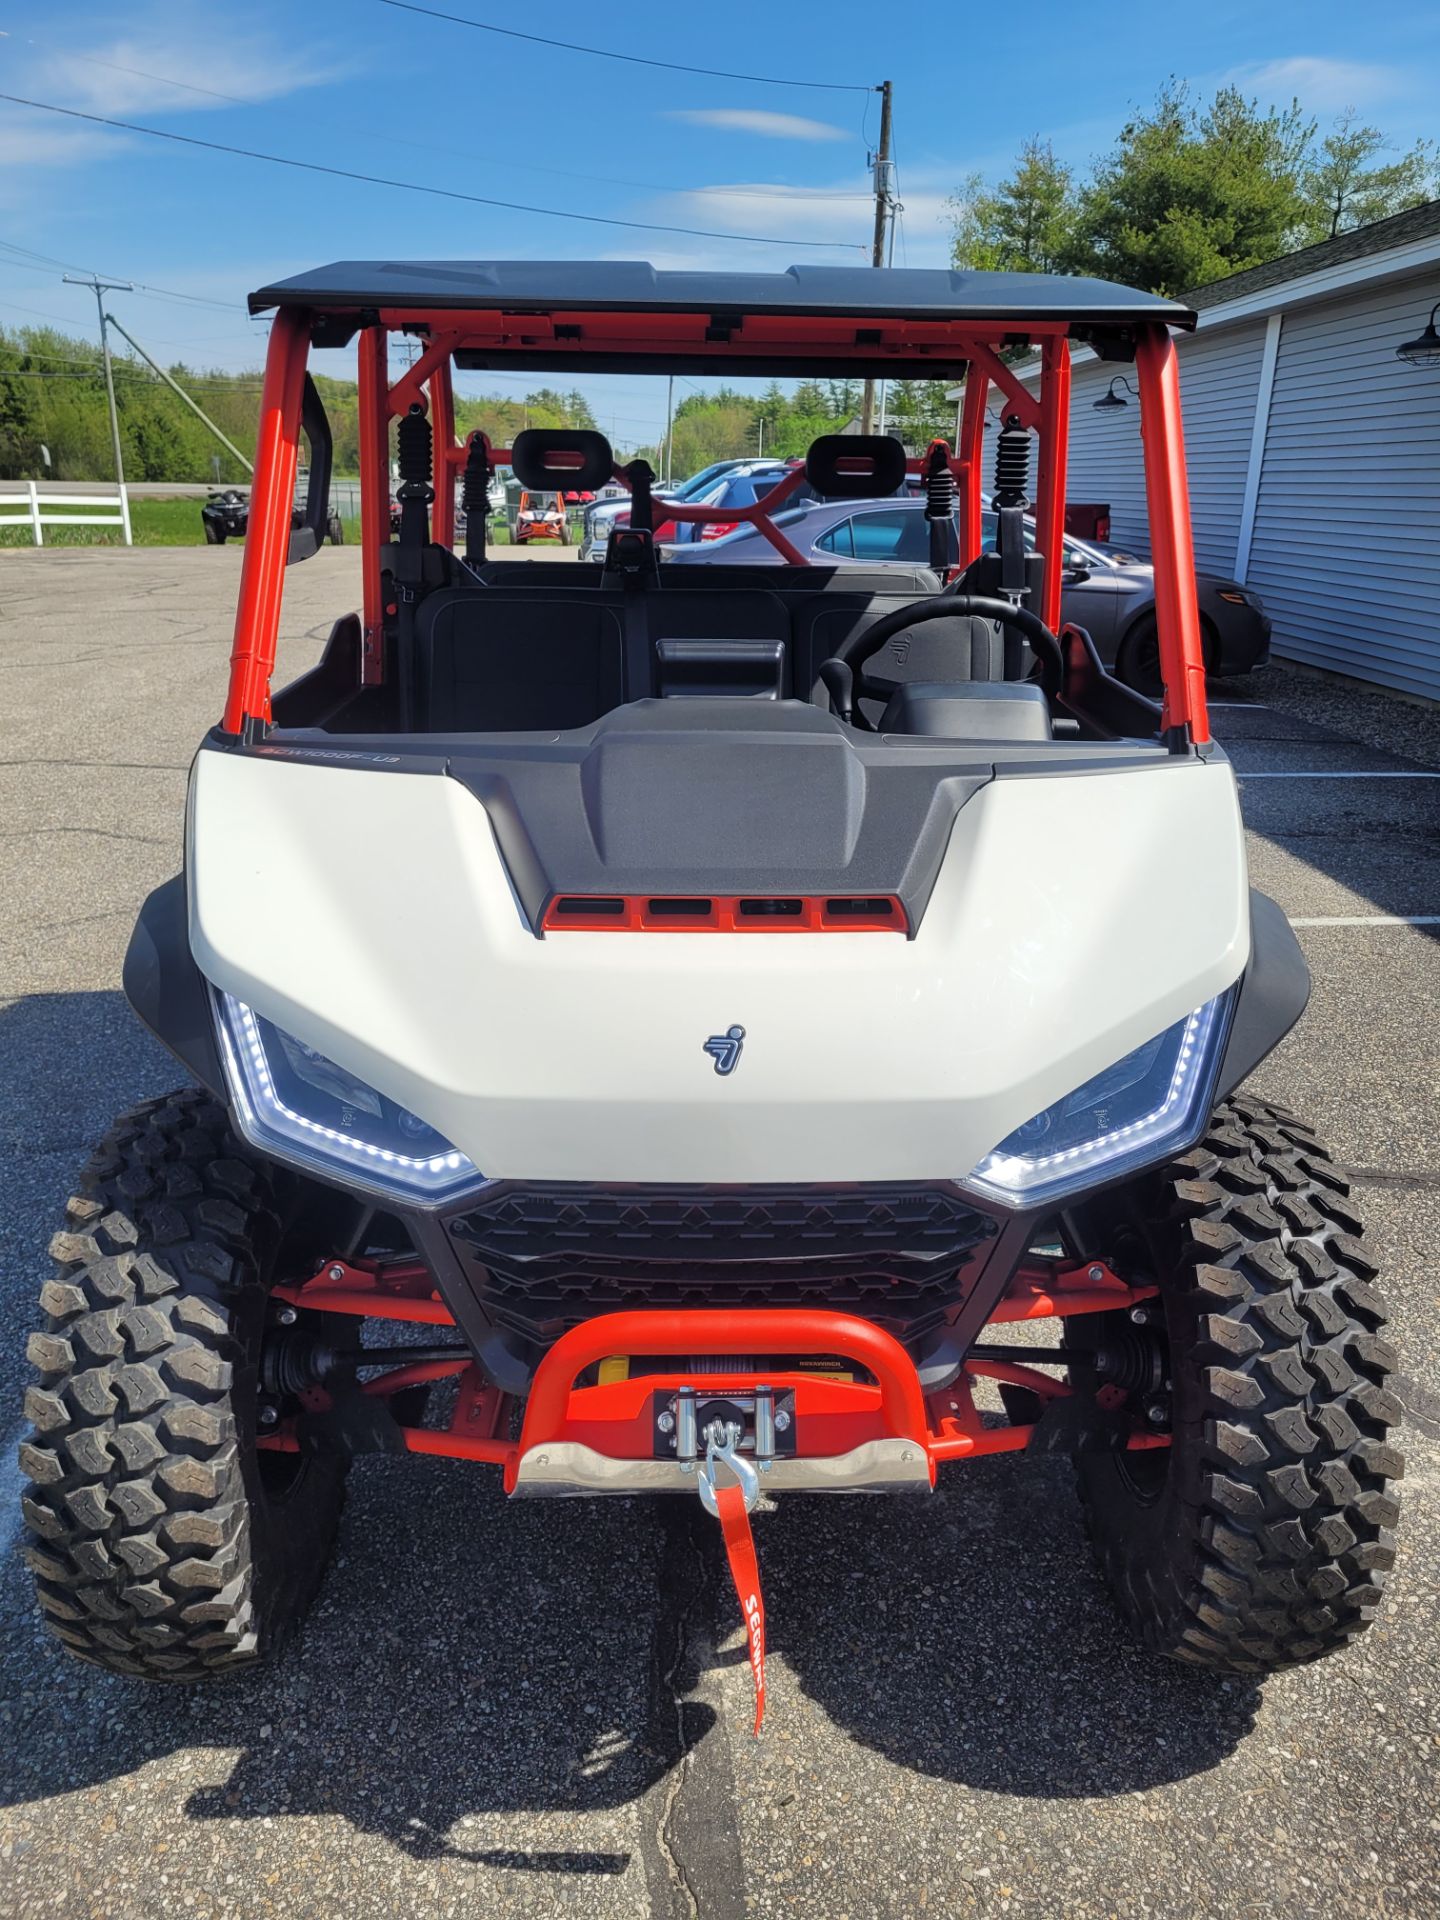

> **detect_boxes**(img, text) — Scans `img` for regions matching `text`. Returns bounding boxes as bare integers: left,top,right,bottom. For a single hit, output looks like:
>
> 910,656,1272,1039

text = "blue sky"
1,0,1437,448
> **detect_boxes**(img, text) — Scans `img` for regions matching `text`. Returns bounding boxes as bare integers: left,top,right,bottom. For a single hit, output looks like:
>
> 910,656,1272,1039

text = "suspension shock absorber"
991,410,1032,627
392,402,434,731
993,412,1031,512
923,438,957,575
461,430,490,566
990,411,1034,678
395,402,433,568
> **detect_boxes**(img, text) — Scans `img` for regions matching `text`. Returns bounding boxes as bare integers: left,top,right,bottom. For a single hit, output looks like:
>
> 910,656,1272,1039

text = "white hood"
188,748,1248,1185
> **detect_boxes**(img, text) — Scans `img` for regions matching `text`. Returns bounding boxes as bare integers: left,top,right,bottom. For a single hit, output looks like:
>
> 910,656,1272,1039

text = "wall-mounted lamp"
1092,376,1137,411
1395,301,1440,368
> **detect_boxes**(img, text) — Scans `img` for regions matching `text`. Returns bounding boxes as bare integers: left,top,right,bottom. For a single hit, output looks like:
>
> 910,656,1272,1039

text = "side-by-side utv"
22,262,1401,1718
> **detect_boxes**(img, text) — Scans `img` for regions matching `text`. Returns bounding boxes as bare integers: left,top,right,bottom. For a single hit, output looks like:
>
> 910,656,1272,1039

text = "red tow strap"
713,1481,766,1735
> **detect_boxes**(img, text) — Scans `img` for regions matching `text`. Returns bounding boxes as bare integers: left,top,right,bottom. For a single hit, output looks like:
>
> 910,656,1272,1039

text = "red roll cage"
223,300,1209,745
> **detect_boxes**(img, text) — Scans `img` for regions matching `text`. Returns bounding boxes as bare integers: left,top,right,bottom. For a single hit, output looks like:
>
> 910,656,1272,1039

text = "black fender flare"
123,873,227,1096
1214,888,1311,1103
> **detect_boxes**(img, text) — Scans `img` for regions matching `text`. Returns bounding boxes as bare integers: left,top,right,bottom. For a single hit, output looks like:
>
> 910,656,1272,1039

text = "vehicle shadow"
761,1453,1260,1796
4,1451,1257,1858
2,1466,692,1869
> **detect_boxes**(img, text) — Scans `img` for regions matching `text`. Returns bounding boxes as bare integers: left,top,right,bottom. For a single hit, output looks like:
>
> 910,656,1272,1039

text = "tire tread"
1078,1095,1402,1673
20,1089,343,1681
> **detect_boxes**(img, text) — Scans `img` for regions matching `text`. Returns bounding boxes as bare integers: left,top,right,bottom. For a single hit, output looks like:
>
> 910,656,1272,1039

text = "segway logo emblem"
703,1025,746,1076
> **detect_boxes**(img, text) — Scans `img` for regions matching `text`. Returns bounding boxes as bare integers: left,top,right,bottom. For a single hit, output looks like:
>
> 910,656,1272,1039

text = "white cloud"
654,177,955,266
0,21,342,119
678,183,873,239
665,109,848,143
1226,56,1405,111
0,118,115,168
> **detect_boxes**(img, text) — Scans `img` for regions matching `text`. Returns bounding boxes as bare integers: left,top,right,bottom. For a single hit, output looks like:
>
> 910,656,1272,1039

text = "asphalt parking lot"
1,546,1437,1920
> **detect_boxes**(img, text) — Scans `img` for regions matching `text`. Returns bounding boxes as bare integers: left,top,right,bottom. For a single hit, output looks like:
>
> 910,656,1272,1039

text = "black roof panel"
248,259,1196,329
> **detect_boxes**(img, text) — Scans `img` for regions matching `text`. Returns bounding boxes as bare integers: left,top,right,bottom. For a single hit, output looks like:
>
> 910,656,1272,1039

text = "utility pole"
758,416,765,457
860,79,894,437
64,273,133,541
663,374,675,487
104,312,254,475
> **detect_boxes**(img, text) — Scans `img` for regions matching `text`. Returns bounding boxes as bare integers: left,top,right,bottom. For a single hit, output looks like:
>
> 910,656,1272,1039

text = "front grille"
446,1183,998,1345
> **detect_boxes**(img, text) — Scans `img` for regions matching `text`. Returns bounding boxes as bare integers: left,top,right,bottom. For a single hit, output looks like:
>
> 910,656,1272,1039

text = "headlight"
966,995,1229,1208
215,993,481,1202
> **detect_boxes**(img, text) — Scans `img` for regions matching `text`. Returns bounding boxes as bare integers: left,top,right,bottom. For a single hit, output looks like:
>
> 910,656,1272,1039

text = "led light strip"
218,995,471,1184
984,1003,1214,1182
971,996,1226,1204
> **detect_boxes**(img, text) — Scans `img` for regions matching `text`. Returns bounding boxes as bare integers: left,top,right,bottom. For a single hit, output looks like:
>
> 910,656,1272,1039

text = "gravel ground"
1,549,1436,1919
1230,662,1440,772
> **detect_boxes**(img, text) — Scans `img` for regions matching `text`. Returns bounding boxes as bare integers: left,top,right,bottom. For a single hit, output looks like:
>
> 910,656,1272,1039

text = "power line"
0,94,866,252
0,362,663,425
0,367,264,386
0,343,105,365
0,240,250,314
376,0,873,92
0,295,92,327
413,145,868,200
1,30,867,204
0,33,252,106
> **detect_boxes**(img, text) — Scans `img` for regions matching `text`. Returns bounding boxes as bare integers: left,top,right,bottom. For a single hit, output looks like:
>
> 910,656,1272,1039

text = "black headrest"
511,428,614,493
804,434,907,500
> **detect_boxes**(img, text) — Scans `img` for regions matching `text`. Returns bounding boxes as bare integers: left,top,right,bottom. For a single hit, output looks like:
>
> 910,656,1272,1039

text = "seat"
417,587,623,731
878,680,1052,741
861,612,1010,683
649,588,792,695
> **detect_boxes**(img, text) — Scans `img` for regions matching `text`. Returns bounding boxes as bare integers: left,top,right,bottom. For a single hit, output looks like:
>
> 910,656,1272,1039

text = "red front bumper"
263,1258,1168,1488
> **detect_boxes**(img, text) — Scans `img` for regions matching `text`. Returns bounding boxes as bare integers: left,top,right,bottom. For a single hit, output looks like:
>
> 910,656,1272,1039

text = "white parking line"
1208,701,1271,710
1240,771,1440,780
1289,915,1440,928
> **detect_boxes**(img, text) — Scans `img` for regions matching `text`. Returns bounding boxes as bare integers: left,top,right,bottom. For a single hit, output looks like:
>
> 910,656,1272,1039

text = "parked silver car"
661,498,1271,692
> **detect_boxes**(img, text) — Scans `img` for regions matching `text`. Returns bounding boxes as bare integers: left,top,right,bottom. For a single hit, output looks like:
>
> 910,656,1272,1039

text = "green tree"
1061,82,1314,294
1299,110,1435,243
564,387,598,429
0,334,51,476
883,381,956,449
949,140,1077,273
0,324,637,483
823,378,860,421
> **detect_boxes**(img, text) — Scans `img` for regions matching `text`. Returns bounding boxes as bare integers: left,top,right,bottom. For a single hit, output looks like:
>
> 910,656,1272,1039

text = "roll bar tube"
1033,335,1071,635
221,307,308,736
957,370,988,570
1136,323,1210,746
357,325,390,688
428,352,456,552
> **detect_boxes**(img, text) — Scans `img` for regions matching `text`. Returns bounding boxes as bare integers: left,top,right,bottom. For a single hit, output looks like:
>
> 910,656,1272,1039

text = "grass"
0,499,516,548
0,497,212,548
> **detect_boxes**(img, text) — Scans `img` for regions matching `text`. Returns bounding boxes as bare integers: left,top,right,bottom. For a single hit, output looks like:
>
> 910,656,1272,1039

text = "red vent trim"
542,894,907,933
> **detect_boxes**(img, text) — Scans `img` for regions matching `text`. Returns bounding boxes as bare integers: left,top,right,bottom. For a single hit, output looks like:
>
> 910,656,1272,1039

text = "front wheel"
21,1090,348,1680
1072,1096,1402,1672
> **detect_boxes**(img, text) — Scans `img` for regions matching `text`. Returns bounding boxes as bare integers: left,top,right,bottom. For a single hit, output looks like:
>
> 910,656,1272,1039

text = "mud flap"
298,1381,410,1458
1024,1393,1138,1453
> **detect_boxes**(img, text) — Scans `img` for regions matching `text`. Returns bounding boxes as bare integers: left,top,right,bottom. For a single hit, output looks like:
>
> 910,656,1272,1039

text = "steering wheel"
830,595,1065,723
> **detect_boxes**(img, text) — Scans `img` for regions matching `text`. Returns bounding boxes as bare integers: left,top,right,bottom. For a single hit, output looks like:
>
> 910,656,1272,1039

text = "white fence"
0,481,132,546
